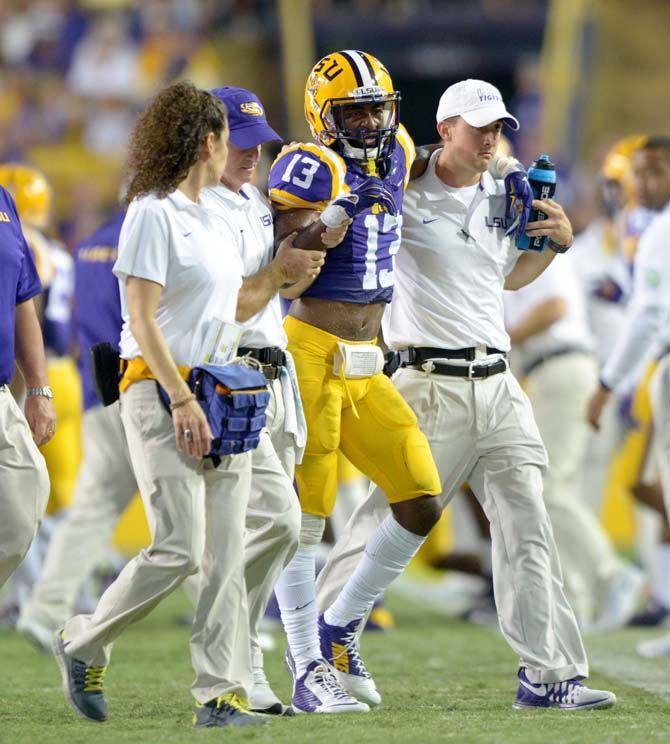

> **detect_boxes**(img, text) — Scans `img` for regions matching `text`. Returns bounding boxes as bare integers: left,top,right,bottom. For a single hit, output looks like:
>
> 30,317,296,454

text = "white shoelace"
312,663,355,701
547,679,582,705
339,630,371,678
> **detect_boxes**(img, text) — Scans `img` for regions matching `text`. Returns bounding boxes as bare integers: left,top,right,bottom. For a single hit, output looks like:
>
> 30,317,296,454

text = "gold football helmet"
304,50,400,170
602,135,647,182
0,163,52,229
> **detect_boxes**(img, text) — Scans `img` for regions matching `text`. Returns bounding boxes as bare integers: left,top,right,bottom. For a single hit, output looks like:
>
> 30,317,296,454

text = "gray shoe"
193,693,267,728
52,630,108,722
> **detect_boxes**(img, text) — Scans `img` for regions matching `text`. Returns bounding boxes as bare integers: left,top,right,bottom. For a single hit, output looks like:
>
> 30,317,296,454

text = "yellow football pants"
40,357,83,515
285,316,440,518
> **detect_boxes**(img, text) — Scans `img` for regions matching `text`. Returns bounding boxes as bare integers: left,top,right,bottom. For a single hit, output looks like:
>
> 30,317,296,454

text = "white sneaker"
318,614,381,706
249,665,293,716
637,633,670,658
513,669,616,710
291,658,369,714
593,565,645,631
16,614,54,652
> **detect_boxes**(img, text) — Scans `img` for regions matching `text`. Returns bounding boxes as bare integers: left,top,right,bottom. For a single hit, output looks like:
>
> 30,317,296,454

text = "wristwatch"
548,235,574,254
26,386,55,400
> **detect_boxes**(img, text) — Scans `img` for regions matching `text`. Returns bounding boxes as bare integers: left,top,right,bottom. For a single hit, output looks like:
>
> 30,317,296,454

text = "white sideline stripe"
586,635,670,701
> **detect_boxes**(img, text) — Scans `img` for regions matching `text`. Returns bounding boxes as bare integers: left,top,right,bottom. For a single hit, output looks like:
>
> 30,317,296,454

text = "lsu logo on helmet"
304,50,400,171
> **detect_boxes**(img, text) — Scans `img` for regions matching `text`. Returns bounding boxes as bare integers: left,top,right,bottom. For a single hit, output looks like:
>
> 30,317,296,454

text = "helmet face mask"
305,51,400,172
325,93,400,167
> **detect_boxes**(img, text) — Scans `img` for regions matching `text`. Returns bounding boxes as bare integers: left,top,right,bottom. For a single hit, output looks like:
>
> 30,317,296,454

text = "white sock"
652,543,670,608
274,546,320,677
324,515,426,628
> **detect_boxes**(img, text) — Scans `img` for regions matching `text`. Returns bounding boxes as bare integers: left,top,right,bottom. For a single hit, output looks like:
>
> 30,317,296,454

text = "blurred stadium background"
2,0,669,247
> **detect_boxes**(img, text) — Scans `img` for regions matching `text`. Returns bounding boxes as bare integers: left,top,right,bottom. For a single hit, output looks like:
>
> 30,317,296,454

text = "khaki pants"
525,352,624,623
650,353,670,517
0,386,50,589
20,402,137,630
245,377,301,670
63,381,253,703
317,367,588,683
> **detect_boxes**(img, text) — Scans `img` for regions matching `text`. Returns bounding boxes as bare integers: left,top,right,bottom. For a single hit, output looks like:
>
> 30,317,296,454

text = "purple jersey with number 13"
268,125,414,305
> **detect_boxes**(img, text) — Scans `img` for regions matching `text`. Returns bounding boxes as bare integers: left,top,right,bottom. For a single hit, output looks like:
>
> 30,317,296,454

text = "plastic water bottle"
515,154,556,252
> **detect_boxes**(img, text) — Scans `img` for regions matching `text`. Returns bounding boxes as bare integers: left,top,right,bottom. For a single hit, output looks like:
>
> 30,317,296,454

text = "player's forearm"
505,249,557,290
236,263,284,322
508,297,567,345
293,218,337,251
280,275,317,300
14,298,49,387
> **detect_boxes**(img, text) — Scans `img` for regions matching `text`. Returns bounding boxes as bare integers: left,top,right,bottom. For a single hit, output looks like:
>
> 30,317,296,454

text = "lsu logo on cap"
240,101,264,116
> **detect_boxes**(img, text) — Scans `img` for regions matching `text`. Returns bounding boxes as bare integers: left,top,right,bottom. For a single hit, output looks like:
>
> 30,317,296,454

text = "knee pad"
299,513,326,548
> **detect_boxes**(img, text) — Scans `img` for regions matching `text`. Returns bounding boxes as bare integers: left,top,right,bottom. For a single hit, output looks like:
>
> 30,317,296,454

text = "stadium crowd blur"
3,0,669,641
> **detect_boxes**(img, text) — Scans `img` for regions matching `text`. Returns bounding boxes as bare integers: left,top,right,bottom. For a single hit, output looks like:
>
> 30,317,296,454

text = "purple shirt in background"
73,210,125,410
0,186,42,387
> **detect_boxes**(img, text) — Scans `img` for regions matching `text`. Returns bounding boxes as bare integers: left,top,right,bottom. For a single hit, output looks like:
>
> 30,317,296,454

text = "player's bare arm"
236,231,325,320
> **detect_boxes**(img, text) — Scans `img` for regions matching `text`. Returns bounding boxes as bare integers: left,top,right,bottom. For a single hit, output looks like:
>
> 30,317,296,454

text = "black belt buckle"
262,365,281,381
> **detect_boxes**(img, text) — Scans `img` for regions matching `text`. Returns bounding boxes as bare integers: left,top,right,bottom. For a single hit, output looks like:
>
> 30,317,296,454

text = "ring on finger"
184,429,194,442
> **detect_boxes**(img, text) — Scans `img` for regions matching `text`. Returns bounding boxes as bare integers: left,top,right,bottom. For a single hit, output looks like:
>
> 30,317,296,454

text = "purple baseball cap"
211,86,282,148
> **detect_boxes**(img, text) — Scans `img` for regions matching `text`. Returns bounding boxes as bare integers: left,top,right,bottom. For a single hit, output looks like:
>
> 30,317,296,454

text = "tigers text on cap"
435,79,520,131
211,86,282,148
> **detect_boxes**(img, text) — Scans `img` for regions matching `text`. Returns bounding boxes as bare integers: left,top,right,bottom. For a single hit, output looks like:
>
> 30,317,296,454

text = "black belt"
238,346,286,381
523,346,591,378
420,357,508,380
399,346,506,365
384,346,507,380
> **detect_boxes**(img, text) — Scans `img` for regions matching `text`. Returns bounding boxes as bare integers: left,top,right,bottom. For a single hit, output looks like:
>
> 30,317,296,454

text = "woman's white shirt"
114,189,243,366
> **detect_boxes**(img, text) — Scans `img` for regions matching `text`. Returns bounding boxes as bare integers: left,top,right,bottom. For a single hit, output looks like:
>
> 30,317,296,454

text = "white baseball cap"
435,79,520,130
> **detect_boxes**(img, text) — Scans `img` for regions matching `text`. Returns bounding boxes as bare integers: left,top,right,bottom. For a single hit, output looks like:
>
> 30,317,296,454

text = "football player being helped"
268,51,530,713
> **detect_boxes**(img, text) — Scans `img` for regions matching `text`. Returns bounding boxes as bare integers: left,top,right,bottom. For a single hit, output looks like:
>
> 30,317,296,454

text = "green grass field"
1,590,669,744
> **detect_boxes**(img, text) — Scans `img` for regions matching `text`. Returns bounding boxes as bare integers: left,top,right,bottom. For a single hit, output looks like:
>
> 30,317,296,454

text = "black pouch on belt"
90,342,121,406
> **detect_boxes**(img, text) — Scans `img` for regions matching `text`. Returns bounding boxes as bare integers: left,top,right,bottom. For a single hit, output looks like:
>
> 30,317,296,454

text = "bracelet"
169,393,196,411
548,235,574,254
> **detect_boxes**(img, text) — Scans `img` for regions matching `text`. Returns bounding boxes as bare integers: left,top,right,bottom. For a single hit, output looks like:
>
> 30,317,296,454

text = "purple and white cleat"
288,654,369,714
318,614,381,707
513,668,616,710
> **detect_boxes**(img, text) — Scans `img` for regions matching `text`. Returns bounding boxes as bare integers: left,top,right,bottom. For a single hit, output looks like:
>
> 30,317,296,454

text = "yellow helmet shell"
601,135,648,183
0,163,52,229
304,50,397,146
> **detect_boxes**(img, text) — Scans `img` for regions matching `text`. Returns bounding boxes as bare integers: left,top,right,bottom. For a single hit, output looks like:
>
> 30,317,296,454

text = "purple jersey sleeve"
268,145,339,211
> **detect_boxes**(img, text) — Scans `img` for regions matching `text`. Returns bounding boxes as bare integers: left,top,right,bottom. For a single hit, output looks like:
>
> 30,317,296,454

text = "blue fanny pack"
157,363,269,464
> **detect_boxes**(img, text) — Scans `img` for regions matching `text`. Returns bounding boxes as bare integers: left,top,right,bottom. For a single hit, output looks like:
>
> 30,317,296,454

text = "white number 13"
281,154,321,190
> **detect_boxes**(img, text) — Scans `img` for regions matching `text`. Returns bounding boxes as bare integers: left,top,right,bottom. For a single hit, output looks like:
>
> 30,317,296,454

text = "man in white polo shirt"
201,86,326,715
316,79,616,710
505,258,643,630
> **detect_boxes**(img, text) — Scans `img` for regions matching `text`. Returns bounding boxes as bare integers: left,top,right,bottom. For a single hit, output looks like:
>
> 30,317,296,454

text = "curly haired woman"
52,80,265,729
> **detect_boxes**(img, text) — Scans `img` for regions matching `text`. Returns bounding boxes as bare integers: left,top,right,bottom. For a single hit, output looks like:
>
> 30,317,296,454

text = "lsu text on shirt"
201,183,286,349
384,148,518,352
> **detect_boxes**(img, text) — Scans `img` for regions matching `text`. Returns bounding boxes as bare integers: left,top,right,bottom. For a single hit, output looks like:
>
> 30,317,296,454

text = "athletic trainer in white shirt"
317,79,616,710
55,82,266,729
200,86,324,716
